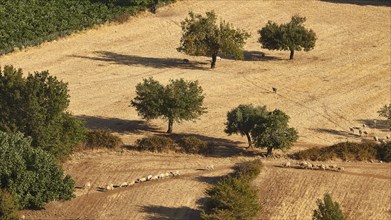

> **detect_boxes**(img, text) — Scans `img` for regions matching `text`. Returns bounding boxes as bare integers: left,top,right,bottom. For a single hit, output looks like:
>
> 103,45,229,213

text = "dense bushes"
0,190,19,220
293,142,391,162
136,136,176,153
0,0,175,55
136,136,214,155
86,129,123,149
313,193,346,220
178,137,212,155
0,132,75,209
0,65,86,159
201,160,262,220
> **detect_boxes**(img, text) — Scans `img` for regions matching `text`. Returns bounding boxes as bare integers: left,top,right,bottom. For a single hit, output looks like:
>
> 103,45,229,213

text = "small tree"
259,15,317,60
224,104,267,148
0,132,75,209
313,193,346,220
177,11,250,68
251,109,298,156
378,103,391,126
0,65,86,159
131,77,207,133
0,190,19,220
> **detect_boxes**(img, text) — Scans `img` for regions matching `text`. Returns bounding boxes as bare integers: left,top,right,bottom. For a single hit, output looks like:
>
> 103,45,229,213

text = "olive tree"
131,77,207,133
259,15,316,60
0,132,75,209
224,104,267,148
0,65,86,160
313,193,346,220
177,11,250,68
251,109,298,156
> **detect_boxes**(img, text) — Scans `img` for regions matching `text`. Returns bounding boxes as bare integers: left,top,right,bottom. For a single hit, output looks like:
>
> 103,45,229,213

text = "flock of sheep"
282,161,344,171
349,123,390,144
83,170,181,192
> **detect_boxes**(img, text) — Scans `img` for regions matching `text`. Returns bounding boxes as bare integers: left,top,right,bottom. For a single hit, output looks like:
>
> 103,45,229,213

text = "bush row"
0,0,175,55
292,142,391,162
201,159,262,220
136,136,213,155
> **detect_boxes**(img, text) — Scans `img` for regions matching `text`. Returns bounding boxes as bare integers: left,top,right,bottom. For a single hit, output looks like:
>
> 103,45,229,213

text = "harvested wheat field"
1,0,390,219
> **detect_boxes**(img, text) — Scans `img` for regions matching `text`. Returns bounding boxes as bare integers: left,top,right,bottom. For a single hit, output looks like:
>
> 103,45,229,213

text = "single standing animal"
272,87,277,93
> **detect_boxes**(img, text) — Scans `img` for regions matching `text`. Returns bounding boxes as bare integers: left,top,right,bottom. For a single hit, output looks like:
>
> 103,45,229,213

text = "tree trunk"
289,50,294,60
245,132,252,148
167,118,173,133
211,53,217,69
267,147,273,157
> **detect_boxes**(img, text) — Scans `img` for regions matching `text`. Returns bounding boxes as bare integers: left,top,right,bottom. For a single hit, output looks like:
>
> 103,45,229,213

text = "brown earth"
1,0,390,219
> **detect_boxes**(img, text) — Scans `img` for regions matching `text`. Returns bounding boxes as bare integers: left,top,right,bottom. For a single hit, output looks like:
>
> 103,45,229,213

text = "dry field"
1,0,390,219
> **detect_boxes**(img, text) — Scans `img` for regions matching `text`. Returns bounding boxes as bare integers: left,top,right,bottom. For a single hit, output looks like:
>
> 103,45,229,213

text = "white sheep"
158,173,165,179
338,167,344,171
306,163,313,169
128,181,135,186
206,165,215,170
151,175,159,180
320,164,326,170
374,136,379,142
363,124,367,128
84,181,91,189
120,182,128,187
386,135,390,140
284,161,291,167
137,177,147,183
106,183,114,191
146,175,153,181
170,171,180,176
216,56,221,61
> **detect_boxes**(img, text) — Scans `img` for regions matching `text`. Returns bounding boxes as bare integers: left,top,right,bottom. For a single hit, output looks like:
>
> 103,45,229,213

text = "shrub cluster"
201,159,262,220
0,132,75,209
178,137,213,155
0,65,86,160
0,0,175,55
136,136,176,153
0,190,19,220
233,159,263,181
85,129,123,149
293,142,391,162
136,136,214,155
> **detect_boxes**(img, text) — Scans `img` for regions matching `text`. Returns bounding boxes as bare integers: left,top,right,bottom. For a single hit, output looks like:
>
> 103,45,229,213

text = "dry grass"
2,0,390,219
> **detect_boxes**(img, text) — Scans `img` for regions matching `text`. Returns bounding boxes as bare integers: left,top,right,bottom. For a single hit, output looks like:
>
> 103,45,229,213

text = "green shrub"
376,142,391,162
233,159,263,181
0,190,19,220
202,176,260,220
86,129,123,149
293,142,380,162
178,137,213,155
0,0,175,55
0,132,75,209
136,136,176,153
313,193,346,220
0,66,86,160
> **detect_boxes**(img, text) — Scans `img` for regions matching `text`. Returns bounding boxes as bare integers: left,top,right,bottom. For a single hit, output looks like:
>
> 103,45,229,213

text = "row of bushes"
201,159,262,220
292,142,391,162
0,0,175,55
136,135,214,155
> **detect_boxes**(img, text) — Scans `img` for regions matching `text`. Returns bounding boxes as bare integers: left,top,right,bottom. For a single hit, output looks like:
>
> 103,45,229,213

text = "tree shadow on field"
72,51,209,70
156,132,259,158
310,128,355,138
141,205,201,220
243,50,283,61
195,174,227,184
320,0,391,7
77,115,160,134
357,119,391,131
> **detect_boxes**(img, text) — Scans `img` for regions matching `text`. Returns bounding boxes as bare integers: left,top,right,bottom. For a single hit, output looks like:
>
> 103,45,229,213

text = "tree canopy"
0,65,86,159
224,104,267,147
131,77,207,133
0,132,75,209
251,109,298,156
313,193,346,220
177,11,250,68
258,15,317,59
